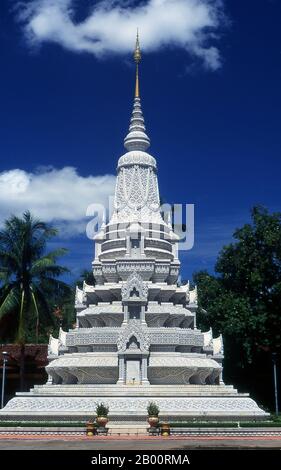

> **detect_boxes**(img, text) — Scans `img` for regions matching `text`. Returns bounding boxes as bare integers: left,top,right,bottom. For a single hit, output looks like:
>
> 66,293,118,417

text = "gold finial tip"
134,29,141,63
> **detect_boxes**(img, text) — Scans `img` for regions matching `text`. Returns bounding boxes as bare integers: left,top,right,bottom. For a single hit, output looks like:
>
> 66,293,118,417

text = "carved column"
193,315,197,329
141,356,149,385
94,242,102,260
141,305,146,325
123,305,128,324
117,356,125,384
172,243,178,260
140,234,145,255
125,235,130,256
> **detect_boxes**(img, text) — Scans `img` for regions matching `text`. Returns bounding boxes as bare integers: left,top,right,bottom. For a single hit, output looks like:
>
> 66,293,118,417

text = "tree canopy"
194,206,281,410
0,211,70,344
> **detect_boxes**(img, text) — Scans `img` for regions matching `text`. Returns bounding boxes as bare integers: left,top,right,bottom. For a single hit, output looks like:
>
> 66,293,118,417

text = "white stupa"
0,35,267,425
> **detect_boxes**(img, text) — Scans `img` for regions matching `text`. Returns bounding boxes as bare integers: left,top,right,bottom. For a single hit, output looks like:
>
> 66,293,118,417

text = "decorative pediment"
121,272,148,302
48,334,59,356
203,328,213,348
117,320,150,353
75,286,84,305
213,334,224,355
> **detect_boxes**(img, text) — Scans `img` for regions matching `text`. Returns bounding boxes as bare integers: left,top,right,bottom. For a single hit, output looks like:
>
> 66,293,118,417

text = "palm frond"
0,287,19,320
45,248,68,259
32,264,70,278
30,248,68,271
0,268,9,283
0,250,21,274
37,278,72,303
39,276,71,290
33,284,55,325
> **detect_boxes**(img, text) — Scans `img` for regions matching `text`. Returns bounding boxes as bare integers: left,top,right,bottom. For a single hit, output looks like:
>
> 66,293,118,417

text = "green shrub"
0,421,85,427
271,414,281,423
168,422,238,428
240,421,281,427
147,402,160,416
95,402,109,417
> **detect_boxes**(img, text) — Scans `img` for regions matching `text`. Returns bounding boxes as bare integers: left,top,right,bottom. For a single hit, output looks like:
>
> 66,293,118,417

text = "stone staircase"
25,383,242,398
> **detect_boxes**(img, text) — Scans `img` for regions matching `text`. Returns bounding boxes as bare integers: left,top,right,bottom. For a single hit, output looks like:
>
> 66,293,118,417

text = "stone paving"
0,435,281,450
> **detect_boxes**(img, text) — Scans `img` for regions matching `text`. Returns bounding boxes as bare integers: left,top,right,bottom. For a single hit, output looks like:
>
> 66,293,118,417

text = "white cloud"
16,0,225,70
0,167,116,237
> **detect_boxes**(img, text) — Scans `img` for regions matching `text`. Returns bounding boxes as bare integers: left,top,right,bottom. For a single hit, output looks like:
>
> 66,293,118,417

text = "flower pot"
160,422,170,436
147,416,159,427
96,416,108,428
86,420,95,436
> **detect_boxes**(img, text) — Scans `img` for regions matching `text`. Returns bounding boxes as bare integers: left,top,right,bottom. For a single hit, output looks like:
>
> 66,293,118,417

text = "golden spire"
124,32,150,151
134,30,141,98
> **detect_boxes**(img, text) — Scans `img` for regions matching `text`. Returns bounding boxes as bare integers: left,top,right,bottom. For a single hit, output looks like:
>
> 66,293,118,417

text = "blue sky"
0,0,280,282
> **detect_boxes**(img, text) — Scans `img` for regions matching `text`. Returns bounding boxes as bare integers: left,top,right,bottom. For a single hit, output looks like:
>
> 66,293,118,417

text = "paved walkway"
0,435,281,450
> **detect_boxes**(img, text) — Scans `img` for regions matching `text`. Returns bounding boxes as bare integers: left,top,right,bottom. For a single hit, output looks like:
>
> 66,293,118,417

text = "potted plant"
95,402,109,428
86,419,96,436
160,422,170,436
147,402,160,428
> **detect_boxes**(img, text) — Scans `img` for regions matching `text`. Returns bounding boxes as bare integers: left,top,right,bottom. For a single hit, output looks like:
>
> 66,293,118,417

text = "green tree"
194,206,281,410
77,269,95,288
215,206,281,353
0,211,70,390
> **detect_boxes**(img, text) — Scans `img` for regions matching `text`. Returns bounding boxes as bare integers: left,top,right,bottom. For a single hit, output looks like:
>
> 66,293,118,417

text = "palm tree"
78,269,96,287
0,211,70,390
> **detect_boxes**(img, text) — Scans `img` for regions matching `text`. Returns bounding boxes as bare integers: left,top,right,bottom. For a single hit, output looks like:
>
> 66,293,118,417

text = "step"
29,384,238,397
108,423,148,435
33,384,235,390
25,391,241,398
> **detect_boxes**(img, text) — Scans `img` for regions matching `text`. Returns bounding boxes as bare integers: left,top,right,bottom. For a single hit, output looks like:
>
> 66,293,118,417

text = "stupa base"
0,383,269,423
